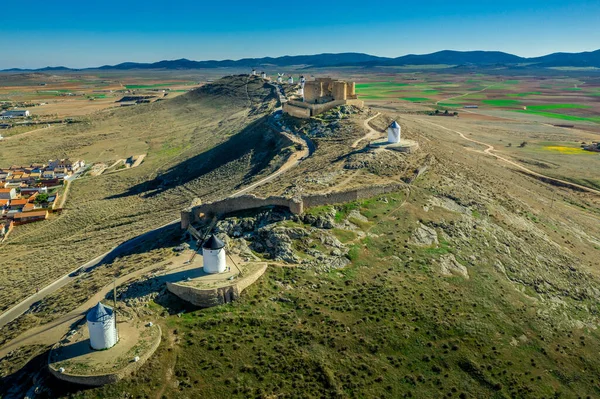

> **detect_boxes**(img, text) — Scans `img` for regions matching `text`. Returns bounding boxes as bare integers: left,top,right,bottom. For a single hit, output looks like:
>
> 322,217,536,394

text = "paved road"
0,219,179,329
0,81,313,331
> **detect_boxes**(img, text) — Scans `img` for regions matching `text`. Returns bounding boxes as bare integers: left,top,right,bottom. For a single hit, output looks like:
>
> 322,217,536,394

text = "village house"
42,170,55,179
1,110,30,118
9,198,28,211
0,188,17,200
13,210,48,225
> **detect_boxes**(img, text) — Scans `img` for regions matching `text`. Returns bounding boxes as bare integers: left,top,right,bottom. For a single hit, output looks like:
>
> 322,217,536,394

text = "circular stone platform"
369,138,419,153
166,261,268,308
48,318,161,386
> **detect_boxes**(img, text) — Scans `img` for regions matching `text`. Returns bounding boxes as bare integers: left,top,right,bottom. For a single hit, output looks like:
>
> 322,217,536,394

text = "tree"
34,193,49,204
518,141,528,148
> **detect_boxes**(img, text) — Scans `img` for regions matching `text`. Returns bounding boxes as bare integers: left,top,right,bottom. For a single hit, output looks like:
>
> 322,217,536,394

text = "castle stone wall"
182,183,404,229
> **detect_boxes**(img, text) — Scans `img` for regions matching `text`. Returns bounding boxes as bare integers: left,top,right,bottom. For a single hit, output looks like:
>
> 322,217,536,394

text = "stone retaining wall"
283,99,364,118
48,325,162,387
167,264,268,307
182,183,404,229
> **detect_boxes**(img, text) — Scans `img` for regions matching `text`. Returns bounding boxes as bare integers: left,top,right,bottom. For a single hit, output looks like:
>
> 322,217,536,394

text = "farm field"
351,72,600,129
0,71,212,119
0,69,600,398
0,75,292,320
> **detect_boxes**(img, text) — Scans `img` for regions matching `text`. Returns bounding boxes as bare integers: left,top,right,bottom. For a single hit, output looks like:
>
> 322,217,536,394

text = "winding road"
352,112,382,148
422,118,600,196
0,79,314,333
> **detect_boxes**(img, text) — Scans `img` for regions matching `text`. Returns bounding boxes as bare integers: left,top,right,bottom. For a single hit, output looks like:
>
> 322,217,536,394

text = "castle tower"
387,121,401,144
202,235,226,274
300,75,306,86
87,302,118,350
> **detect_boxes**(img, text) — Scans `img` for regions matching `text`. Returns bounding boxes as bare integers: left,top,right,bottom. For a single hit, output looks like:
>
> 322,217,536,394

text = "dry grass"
0,75,289,313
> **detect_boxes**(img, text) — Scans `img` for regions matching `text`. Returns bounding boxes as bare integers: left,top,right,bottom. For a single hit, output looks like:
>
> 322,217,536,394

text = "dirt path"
0,89,313,349
352,113,382,148
435,84,495,106
3,125,54,141
231,127,310,197
154,333,176,399
0,252,192,358
57,180,71,209
422,119,600,195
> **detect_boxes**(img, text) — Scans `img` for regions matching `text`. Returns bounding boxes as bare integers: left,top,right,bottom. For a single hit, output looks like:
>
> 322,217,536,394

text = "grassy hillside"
0,75,292,317
69,169,600,398
54,109,600,398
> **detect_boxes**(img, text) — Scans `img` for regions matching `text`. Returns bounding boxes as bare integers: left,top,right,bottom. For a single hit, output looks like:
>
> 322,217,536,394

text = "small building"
202,235,227,274
12,210,48,224
0,188,17,200
1,110,30,118
87,302,118,350
42,170,55,179
388,121,401,144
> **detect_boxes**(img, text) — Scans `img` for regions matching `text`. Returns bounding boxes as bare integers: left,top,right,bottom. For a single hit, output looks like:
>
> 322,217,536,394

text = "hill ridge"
4,49,600,71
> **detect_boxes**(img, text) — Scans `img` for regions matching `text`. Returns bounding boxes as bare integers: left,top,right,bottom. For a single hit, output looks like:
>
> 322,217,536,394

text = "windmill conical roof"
389,121,400,129
86,302,113,323
203,235,225,250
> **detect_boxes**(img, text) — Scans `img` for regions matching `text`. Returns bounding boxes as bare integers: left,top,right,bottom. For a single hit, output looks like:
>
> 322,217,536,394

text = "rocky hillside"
60,107,600,398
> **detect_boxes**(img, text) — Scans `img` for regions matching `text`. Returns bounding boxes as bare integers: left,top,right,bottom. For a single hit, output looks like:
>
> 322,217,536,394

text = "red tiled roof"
13,210,48,219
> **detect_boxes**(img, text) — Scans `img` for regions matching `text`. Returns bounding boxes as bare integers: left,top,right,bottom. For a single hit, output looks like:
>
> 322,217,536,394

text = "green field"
506,92,542,97
400,97,431,102
124,82,192,89
526,103,592,110
515,110,600,123
482,99,521,107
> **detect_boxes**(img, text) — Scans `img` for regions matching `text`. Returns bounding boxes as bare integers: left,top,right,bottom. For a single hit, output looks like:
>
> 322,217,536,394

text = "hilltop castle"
283,77,363,118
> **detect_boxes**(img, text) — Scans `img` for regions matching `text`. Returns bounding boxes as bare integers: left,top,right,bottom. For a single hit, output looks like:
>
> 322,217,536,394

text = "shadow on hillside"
83,223,182,275
108,115,291,200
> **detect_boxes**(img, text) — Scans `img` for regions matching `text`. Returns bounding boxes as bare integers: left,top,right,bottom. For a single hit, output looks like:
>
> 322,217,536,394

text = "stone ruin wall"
181,183,404,229
282,102,311,118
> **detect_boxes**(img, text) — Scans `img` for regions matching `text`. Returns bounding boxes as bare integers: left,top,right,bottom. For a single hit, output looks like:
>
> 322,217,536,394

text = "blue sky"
1,0,599,69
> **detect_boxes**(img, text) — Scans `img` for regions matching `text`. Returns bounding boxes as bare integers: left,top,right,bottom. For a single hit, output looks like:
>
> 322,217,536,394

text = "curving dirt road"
352,112,382,148
422,119,600,196
0,85,313,336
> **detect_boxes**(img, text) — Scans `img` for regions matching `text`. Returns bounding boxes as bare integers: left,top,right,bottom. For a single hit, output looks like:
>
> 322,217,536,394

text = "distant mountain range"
3,49,600,72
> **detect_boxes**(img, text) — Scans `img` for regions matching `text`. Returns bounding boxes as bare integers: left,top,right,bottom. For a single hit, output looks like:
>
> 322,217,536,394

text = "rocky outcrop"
410,223,439,246
439,254,469,279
